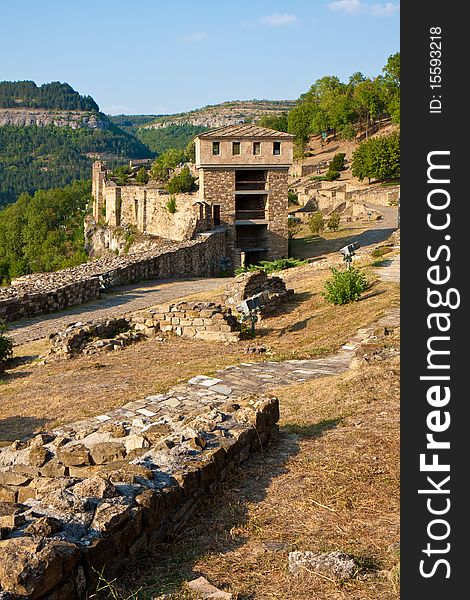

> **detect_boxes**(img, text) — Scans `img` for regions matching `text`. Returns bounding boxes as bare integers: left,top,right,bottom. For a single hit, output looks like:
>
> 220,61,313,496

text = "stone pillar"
92,161,106,221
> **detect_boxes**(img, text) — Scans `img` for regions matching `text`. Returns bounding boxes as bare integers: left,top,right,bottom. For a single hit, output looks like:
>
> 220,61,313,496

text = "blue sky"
1,0,399,115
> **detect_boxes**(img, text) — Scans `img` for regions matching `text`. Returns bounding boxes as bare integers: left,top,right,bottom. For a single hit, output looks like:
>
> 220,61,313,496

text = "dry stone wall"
131,301,241,342
0,230,227,323
0,389,279,599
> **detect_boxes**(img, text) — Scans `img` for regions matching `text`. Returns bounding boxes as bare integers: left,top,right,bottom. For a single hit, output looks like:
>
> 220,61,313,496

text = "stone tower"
194,124,294,268
91,161,107,220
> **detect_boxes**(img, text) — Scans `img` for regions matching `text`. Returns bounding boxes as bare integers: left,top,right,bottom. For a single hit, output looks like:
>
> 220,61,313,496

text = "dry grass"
105,331,400,599
0,261,398,442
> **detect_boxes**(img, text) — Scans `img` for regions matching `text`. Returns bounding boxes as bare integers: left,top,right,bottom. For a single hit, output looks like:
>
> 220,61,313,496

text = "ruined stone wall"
0,231,227,322
0,391,279,598
266,170,289,259
131,301,240,343
224,270,293,316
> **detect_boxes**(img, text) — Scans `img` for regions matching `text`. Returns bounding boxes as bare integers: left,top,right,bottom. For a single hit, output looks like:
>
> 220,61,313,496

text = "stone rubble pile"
47,317,145,360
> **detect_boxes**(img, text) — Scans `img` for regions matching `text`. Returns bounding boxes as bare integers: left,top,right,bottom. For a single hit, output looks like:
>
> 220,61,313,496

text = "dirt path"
7,277,227,346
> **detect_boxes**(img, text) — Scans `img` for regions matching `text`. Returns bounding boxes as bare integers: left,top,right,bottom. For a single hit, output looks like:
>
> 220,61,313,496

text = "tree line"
0,180,91,285
0,81,99,111
258,52,400,154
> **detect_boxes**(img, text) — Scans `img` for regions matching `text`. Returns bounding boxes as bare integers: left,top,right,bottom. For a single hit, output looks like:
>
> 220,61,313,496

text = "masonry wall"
266,170,289,259
196,138,293,167
0,231,227,322
199,169,236,260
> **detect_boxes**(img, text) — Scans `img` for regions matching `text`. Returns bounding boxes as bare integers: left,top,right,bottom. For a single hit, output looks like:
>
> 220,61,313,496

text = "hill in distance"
108,99,295,155
0,81,153,207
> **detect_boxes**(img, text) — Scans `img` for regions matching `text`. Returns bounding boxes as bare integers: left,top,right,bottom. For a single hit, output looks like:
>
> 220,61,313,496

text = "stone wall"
0,392,279,598
131,301,241,343
0,230,227,323
266,170,289,259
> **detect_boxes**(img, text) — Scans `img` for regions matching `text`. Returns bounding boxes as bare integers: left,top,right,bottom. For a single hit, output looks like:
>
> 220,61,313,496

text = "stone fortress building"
91,124,294,269
195,124,294,267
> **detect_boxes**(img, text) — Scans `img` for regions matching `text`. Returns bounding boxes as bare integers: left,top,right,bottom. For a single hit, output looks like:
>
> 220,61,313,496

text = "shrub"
165,196,177,214
288,190,299,205
288,218,301,239
135,167,149,185
326,212,340,231
329,152,346,172
167,166,195,194
0,320,13,371
235,257,307,275
325,170,340,181
322,267,368,305
308,211,325,235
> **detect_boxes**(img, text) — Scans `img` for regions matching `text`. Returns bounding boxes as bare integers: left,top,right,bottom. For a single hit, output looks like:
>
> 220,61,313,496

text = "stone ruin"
0,387,279,598
43,272,295,361
224,270,294,317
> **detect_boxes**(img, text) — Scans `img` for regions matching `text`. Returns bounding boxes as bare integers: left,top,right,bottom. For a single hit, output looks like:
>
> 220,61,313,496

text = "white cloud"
183,31,208,42
327,0,399,16
260,13,297,27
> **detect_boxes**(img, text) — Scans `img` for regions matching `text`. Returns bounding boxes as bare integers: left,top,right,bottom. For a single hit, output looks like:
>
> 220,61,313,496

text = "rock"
90,442,126,465
142,423,172,444
288,551,356,579
0,471,31,486
106,463,154,484
99,423,128,438
28,446,50,468
0,486,17,503
186,576,233,599
0,537,79,598
73,476,117,500
39,489,88,514
24,515,63,537
124,434,150,454
0,502,28,528
91,502,132,534
39,459,67,478
28,433,55,448
56,442,91,467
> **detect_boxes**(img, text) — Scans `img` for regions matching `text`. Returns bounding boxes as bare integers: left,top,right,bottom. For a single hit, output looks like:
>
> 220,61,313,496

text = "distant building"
195,124,294,268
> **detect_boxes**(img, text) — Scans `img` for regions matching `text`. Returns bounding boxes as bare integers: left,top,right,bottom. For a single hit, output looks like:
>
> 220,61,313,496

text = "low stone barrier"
0,230,227,323
0,391,279,598
131,301,241,343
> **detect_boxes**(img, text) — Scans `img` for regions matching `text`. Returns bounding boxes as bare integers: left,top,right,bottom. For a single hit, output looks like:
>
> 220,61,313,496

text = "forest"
0,81,99,111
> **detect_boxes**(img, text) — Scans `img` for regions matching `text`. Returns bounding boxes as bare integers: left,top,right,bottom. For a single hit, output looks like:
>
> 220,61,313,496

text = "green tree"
135,167,149,184
308,211,325,235
352,133,400,183
167,166,195,194
327,212,341,231
258,112,289,132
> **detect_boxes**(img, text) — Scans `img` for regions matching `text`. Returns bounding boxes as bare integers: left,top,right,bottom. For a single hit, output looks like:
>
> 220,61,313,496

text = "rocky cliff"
0,108,109,129
144,100,295,130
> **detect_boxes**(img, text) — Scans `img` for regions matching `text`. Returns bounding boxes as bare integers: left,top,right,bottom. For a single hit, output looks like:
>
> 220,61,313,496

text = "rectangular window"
253,142,261,155
212,142,220,155
273,141,281,155
232,141,241,155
